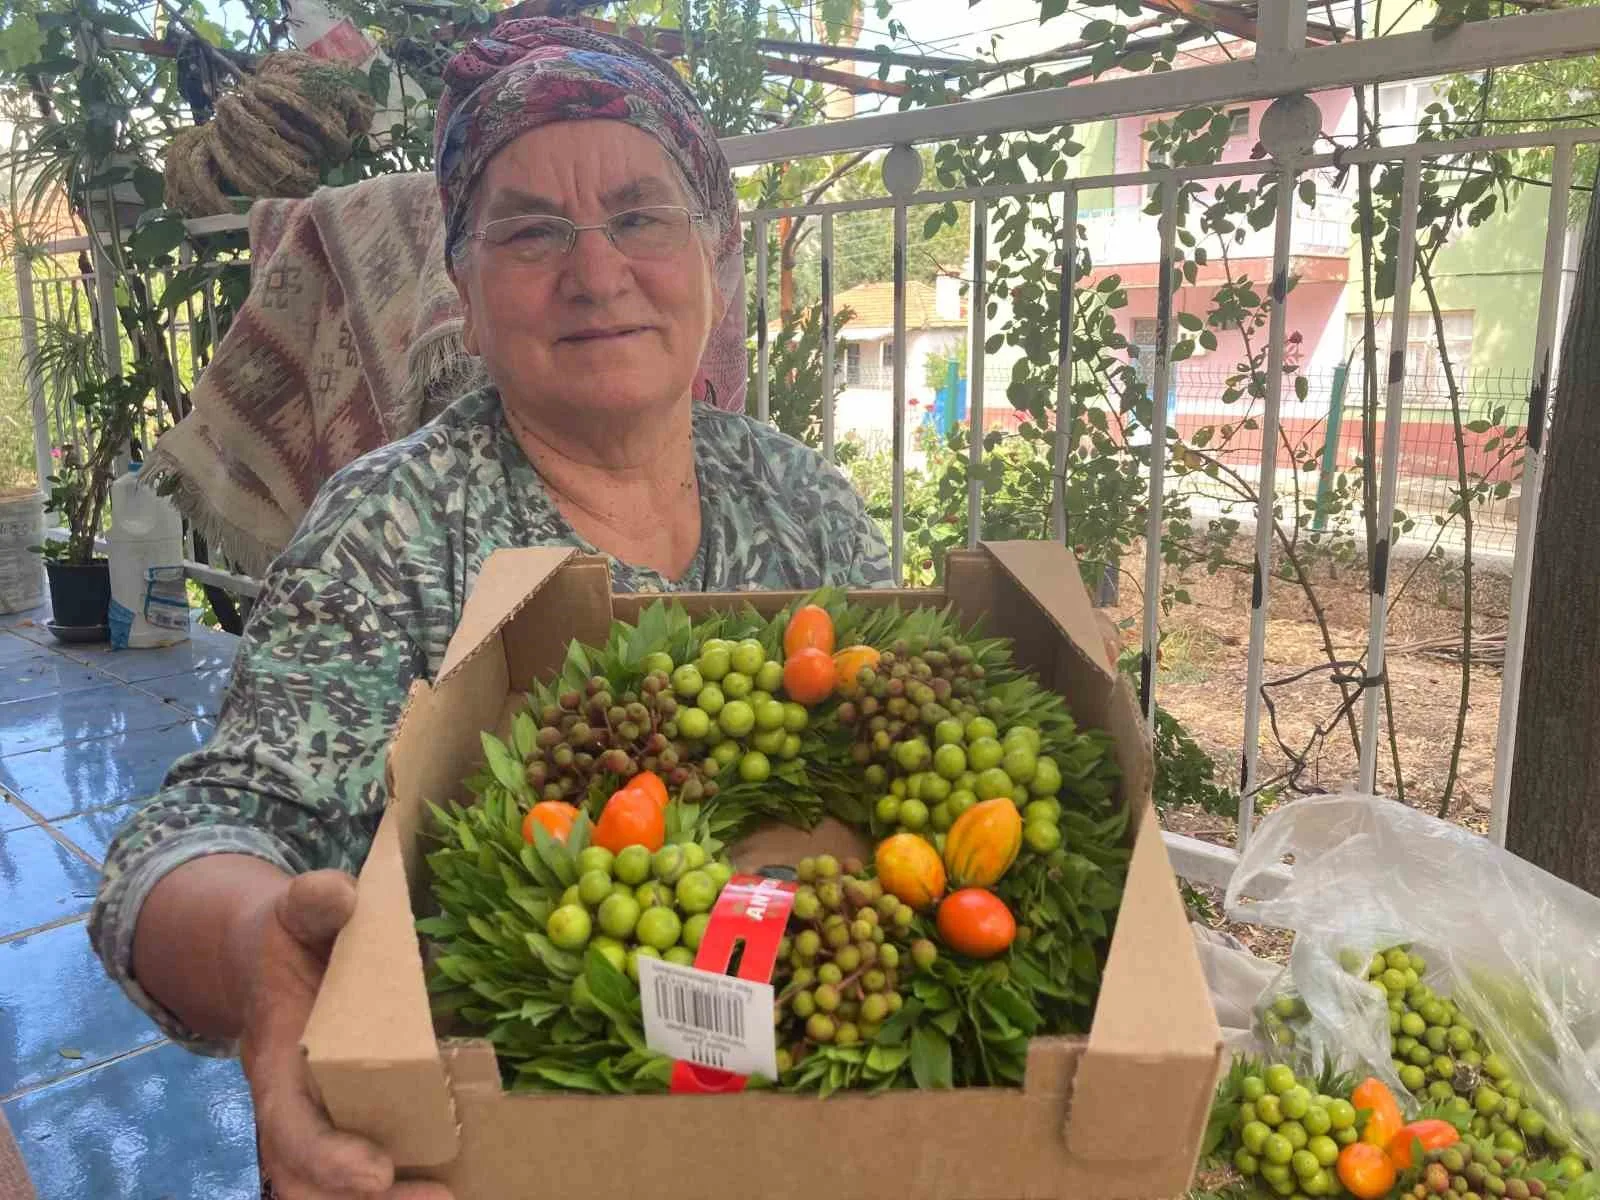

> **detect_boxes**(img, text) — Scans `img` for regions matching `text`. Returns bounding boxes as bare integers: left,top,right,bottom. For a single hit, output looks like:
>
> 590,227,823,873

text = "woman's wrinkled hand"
235,870,454,1200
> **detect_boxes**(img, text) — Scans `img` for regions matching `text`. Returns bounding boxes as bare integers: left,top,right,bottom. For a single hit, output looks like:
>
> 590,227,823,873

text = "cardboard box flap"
1065,802,1223,1162
302,791,459,1164
981,540,1116,678
438,546,582,682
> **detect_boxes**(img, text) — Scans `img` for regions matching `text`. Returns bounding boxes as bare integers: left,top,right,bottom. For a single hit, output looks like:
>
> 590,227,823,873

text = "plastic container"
0,488,47,614
108,463,190,649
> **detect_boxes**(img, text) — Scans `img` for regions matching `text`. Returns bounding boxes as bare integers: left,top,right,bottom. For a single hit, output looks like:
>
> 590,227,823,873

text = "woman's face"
455,120,719,424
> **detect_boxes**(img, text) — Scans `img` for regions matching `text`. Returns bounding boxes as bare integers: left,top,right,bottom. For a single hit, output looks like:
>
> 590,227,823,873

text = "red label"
305,18,374,65
668,873,796,1094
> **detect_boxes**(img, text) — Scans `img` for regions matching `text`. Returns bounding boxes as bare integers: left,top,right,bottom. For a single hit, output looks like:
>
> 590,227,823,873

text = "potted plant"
26,313,144,641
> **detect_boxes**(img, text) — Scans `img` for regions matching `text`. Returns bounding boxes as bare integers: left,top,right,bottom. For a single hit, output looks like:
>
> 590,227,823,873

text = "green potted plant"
26,312,143,641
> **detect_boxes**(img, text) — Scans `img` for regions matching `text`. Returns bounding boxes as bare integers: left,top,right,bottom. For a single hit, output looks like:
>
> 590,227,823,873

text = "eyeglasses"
461,205,706,266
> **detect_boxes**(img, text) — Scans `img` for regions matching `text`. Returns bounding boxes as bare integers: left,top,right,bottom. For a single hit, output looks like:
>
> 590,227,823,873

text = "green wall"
1078,118,1118,211
1344,180,1555,384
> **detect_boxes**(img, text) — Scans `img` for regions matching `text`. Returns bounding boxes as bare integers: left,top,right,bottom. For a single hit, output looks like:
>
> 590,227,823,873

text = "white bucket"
0,489,47,615
108,465,190,649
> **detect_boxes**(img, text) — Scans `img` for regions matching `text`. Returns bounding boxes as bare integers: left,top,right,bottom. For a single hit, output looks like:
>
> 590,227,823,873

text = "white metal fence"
14,3,1600,896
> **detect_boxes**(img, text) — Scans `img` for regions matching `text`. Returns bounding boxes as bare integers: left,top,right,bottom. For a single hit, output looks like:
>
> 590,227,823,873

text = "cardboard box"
302,541,1223,1199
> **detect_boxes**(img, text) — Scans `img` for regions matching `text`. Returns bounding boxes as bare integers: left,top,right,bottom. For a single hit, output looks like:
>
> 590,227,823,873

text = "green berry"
635,907,682,951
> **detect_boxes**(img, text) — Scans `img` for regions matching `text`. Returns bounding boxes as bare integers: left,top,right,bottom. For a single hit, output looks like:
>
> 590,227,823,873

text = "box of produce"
301,540,1223,1199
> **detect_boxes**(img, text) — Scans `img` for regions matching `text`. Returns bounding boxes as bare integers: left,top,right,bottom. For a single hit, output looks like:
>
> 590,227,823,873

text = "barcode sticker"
638,955,776,1081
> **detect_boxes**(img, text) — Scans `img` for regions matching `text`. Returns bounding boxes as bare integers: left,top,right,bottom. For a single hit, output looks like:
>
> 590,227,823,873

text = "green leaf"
0,14,44,72
909,1026,953,1089
1295,376,1310,402
128,214,186,262
482,732,527,798
1298,179,1317,206
1177,312,1203,332
865,1043,910,1075
512,712,537,758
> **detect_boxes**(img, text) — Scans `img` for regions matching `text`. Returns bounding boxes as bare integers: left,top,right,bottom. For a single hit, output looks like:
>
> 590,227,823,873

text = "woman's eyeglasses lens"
481,206,696,264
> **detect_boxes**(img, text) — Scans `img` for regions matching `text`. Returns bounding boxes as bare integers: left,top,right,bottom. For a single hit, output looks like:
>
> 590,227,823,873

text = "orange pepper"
1338,1142,1398,1200
1387,1119,1461,1170
1353,1077,1405,1149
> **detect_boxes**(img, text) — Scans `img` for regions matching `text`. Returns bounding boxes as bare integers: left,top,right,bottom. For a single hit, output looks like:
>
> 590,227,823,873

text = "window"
1228,108,1250,138
880,340,895,371
844,343,862,386
1345,310,1474,402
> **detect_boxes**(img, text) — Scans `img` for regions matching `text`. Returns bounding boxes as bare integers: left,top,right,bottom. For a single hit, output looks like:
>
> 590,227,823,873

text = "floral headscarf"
434,18,747,413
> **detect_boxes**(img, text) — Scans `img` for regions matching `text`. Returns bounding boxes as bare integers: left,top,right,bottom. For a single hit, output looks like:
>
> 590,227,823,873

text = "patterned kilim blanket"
145,171,749,577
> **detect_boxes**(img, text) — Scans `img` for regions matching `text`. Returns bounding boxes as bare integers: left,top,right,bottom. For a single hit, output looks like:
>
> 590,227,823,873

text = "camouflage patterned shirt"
88,385,893,1053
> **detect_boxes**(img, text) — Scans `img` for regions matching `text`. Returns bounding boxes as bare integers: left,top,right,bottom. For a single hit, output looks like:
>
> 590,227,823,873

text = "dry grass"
1103,537,1512,959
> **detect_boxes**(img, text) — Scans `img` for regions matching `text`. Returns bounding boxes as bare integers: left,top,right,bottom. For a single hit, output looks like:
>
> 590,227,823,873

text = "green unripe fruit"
1242,1121,1272,1154
577,868,614,905
1292,1149,1320,1180
899,799,930,831
1281,1087,1312,1121
671,664,704,698
1001,746,1037,784
677,707,712,740
1233,1149,1260,1176
635,907,682,951
1256,1095,1284,1126
614,845,653,885
1401,1012,1428,1038
1262,1133,1294,1165
1302,1106,1332,1136
756,660,784,694
782,701,809,733
1024,821,1062,853
546,904,592,950
975,767,1013,801
933,744,968,782
805,1013,835,1043
1029,756,1063,796
576,846,615,876
1280,1120,1308,1150
597,892,642,940
1309,1135,1339,1168
675,869,718,915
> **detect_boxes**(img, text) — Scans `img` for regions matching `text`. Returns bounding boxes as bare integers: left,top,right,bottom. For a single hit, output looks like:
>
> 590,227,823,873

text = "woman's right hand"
234,869,453,1200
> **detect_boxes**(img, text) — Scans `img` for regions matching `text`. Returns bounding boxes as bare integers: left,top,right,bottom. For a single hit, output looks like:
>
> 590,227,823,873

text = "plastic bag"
1225,793,1600,1162
1191,922,1282,1057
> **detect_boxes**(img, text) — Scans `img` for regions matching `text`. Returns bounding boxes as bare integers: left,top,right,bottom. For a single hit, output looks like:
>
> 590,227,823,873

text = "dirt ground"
1103,537,1512,960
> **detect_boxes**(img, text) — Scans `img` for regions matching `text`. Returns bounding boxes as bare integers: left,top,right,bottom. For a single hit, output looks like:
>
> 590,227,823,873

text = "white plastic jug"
108,462,190,649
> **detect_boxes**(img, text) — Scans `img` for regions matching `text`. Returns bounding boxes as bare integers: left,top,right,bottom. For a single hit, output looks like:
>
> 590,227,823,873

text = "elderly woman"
88,20,892,1200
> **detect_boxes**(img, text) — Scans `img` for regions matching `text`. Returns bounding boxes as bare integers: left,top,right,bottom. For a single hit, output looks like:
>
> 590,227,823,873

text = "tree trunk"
779,215,797,320
1505,184,1600,894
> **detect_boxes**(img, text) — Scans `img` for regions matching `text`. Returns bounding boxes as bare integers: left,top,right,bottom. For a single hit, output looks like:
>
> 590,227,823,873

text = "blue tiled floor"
0,608,258,1198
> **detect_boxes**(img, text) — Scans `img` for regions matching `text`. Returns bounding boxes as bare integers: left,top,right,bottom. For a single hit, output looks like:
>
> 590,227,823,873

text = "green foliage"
761,301,854,447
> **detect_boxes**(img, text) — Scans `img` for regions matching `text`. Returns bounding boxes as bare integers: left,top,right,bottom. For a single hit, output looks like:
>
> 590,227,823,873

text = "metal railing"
14,2,1600,897
735,2,1600,889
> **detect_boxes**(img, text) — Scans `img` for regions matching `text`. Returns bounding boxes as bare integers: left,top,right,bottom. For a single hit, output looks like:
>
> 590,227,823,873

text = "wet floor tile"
62,630,240,684
0,921,163,1096
4,1042,258,1200
139,668,233,719
0,649,114,706
0,825,101,938
0,683,180,757
53,801,146,864
0,720,212,820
